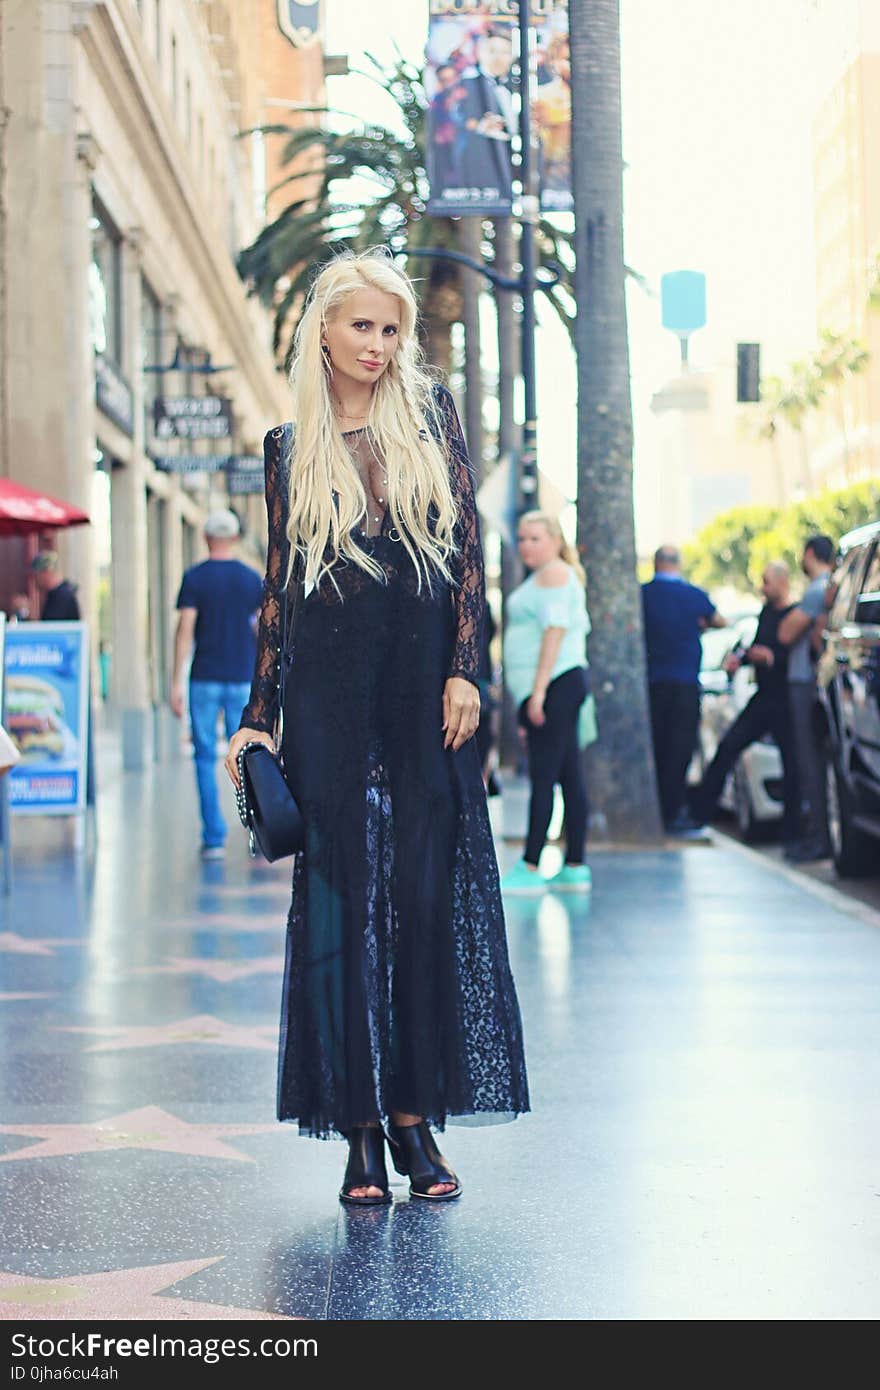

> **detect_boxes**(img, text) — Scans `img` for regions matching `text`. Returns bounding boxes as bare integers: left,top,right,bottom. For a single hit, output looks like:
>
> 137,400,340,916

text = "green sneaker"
547,863,592,892
499,861,546,896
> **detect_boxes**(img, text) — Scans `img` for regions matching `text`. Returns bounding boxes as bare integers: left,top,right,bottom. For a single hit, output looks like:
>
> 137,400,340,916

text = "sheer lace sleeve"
433,383,486,687
239,425,290,734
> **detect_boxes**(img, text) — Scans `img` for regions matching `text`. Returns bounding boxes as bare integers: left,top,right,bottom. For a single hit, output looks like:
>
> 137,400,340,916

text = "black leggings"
518,666,589,866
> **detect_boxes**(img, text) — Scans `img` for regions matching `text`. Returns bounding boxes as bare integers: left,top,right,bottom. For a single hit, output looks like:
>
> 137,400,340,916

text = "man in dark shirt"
171,509,263,859
642,545,726,832
688,561,798,840
31,551,81,620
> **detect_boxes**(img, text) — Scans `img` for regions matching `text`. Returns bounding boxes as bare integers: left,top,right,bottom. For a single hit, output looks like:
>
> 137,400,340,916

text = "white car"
692,616,785,840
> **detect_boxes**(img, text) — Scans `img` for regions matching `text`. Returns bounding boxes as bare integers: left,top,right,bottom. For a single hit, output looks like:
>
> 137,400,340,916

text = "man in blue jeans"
171,509,263,859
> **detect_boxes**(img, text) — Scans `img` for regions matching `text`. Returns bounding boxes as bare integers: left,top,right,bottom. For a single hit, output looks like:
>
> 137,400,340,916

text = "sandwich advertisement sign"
3,623,89,815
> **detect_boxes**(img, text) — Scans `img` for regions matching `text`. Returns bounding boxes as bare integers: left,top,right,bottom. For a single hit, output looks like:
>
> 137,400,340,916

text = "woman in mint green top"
501,511,592,894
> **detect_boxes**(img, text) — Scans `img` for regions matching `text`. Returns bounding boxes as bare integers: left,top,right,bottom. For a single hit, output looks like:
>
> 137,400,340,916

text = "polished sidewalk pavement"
2,751,880,1321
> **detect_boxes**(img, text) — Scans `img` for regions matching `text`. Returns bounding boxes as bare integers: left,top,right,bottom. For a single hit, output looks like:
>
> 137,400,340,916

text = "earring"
321,343,330,356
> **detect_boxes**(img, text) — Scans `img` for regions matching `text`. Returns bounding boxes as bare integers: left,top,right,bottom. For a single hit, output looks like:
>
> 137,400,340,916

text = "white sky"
324,0,835,544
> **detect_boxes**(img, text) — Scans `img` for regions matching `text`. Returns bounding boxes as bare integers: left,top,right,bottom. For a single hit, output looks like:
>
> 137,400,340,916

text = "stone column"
109,225,151,770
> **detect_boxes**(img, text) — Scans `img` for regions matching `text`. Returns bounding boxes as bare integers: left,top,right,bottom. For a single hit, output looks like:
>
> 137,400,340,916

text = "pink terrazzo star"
55,1014,277,1052
0,933,81,956
0,1106,276,1163
133,956,284,983
160,913,285,933
0,1258,299,1320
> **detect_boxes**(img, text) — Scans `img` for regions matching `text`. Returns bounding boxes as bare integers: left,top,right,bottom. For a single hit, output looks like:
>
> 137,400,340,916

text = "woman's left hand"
526,692,546,727
442,676,481,751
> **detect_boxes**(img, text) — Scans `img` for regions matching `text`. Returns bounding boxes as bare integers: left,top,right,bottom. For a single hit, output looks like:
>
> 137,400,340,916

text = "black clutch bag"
235,741,304,861
234,532,305,862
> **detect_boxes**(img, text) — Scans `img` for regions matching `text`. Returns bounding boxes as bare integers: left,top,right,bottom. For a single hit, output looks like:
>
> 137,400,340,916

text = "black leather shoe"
386,1120,462,1201
339,1126,392,1207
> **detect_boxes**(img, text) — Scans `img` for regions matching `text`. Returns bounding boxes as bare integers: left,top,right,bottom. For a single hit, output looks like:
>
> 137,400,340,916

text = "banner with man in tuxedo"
425,6,517,216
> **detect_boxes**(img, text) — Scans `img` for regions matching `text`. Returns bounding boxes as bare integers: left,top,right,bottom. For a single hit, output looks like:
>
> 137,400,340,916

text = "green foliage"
682,504,781,591
684,482,880,594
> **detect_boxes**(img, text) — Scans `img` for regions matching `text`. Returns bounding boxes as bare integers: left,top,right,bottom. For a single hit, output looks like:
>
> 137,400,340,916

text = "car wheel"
824,741,877,877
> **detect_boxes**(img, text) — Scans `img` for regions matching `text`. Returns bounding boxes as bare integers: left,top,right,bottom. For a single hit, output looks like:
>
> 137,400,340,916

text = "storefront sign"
277,1,321,47
3,623,90,816
226,456,265,495
153,396,233,441
95,352,134,436
152,454,231,474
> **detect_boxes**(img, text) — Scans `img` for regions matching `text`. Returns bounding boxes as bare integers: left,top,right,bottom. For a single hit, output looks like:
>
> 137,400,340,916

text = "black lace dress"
240,384,529,1138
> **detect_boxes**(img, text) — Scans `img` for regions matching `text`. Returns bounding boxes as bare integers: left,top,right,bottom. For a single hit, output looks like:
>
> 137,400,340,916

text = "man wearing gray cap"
171,509,262,859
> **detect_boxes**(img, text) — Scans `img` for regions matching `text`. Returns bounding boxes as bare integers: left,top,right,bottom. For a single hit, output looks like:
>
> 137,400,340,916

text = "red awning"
0,479,90,536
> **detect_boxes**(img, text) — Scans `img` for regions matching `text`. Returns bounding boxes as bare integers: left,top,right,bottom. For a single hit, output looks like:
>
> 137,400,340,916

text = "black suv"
816,520,880,876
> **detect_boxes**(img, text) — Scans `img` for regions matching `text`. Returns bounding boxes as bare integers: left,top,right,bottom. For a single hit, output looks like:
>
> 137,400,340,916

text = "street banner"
425,2,518,216
226,456,265,495
534,3,571,212
153,396,232,442
3,622,90,816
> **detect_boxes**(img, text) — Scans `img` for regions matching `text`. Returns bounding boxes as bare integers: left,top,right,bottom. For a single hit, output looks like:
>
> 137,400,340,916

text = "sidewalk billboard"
3,622,90,815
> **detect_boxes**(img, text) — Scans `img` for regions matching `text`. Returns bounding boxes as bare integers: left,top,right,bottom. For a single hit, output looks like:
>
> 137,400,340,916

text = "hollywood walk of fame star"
159,913,285,934
0,1257,299,1320
55,1014,277,1053
132,956,284,983
0,933,81,956
0,1105,277,1163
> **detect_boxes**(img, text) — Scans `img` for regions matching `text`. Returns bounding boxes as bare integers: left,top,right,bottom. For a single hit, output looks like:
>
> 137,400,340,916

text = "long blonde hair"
519,510,586,585
284,249,458,593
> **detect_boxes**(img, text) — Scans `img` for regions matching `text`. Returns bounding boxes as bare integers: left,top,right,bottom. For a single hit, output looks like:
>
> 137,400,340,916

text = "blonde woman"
501,512,592,894
226,250,529,1206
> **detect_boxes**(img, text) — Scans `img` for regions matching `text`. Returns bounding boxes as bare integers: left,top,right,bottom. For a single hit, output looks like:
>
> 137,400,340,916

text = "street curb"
712,827,880,931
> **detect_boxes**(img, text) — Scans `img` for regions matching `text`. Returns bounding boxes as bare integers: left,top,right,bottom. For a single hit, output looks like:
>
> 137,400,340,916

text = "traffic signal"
737,343,761,402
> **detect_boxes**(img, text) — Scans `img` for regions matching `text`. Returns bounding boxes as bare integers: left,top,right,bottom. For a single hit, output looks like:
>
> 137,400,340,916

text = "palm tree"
569,0,662,842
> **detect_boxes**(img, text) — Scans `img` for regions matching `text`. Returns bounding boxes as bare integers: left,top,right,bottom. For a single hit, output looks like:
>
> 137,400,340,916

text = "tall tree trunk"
457,218,485,485
570,0,662,843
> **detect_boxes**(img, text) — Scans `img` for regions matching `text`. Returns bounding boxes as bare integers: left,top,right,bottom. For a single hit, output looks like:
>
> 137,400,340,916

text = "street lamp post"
516,0,539,515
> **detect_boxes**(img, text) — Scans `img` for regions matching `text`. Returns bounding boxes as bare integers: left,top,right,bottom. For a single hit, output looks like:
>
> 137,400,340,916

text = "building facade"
0,0,325,766
810,0,880,487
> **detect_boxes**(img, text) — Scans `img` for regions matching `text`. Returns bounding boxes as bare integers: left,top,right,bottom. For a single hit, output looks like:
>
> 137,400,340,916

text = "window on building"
88,196,122,365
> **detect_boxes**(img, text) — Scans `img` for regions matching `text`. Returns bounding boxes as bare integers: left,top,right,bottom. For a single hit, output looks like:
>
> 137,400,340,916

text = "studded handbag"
234,546,305,862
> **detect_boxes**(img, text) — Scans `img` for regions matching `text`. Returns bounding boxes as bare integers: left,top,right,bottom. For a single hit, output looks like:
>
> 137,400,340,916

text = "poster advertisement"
424,2,571,217
534,3,571,212
425,2,518,216
3,622,90,816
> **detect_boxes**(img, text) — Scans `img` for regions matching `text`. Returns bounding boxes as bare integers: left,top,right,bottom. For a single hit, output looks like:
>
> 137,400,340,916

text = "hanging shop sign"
226,456,265,495
277,0,321,47
153,396,233,442
95,352,134,437
3,622,90,816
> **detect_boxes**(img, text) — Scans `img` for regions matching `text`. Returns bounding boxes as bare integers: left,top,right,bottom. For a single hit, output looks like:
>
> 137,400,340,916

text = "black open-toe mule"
385,1120,462,1202
339,1126,392,1207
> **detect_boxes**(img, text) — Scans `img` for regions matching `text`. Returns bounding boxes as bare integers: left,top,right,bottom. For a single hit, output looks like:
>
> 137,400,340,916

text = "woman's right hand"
225,727,275,790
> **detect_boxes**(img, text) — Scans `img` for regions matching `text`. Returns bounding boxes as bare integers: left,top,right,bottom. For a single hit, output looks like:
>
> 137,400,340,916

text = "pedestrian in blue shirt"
641,545,725,833
171,509,263,859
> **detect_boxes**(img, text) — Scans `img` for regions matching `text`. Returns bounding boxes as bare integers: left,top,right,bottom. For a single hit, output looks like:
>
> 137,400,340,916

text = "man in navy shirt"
642,545,725,833
172,509,262,859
